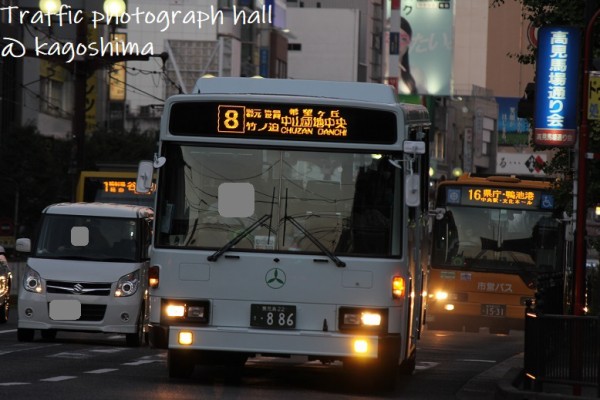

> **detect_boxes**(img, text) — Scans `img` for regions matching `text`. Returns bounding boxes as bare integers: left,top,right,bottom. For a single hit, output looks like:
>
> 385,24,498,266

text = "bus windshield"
156,144,402,257
431,206,558,273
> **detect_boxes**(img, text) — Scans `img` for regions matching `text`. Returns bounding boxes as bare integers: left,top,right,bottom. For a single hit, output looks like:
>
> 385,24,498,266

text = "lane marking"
121,360,162,366
458,359,496,363
415,361,439,371
89,348,126,354
48,352,90,359
40,376,77,382
0,329,17,334
85,368,119,374
0,382,30,386
0,343,61,356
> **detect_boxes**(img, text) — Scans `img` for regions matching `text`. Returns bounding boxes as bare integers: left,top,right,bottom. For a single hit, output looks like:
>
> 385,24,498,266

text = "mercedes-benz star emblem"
265,268,286,289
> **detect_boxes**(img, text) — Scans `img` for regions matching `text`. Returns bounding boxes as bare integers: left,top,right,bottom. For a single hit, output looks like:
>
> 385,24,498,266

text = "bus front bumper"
151,324,399,360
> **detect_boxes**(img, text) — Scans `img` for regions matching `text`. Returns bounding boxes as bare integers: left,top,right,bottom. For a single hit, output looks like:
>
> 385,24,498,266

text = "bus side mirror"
405,174,420,207
136,161,154,194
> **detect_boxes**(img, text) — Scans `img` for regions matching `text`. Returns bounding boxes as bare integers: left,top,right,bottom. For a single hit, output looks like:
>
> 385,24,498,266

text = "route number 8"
218,105,245,133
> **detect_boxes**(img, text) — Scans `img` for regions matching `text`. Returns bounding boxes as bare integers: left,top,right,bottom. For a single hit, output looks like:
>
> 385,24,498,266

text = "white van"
16,203,154,346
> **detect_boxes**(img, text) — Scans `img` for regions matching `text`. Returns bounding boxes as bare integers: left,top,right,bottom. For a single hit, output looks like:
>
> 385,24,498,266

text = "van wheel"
41,329,57,340
125,310,144,347
17,328,35,342
168,349,195,379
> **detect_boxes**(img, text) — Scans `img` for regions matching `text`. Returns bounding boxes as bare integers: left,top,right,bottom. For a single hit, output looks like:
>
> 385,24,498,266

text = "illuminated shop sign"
533,26,581,147
168,101,398,144
445,187,555,210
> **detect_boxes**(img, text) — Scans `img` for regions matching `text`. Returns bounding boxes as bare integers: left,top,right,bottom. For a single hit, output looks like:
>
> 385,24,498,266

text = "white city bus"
137,77,430,388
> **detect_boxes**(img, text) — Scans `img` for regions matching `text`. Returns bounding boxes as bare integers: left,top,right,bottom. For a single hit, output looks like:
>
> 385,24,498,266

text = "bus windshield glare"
156,144,402,257
431,205,559,272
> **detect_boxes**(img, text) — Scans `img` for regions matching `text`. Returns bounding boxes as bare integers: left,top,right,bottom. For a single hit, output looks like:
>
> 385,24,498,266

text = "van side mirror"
136,161,154,194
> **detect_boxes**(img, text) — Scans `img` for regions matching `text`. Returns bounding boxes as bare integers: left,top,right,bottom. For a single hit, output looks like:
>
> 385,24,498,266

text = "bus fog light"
178,331,193,345
25,308,33,317
444,304,455,311
353,339,368,354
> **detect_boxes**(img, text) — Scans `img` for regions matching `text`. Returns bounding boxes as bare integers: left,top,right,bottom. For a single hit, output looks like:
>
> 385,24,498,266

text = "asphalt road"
0,303,524,399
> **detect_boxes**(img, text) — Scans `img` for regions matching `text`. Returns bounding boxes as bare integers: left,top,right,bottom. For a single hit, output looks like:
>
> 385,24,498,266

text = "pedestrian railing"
524,312,600,397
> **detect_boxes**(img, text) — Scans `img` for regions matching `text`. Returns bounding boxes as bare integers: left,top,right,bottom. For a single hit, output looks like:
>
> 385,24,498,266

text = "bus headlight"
166,304,185,317
339,307,387,332
163,300,210,323
435,291,449,300
23,267,43,294
115,270,140,297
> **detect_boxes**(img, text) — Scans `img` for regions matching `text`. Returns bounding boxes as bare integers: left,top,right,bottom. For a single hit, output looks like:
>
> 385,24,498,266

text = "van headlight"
23,267,43,294
115,270,140,297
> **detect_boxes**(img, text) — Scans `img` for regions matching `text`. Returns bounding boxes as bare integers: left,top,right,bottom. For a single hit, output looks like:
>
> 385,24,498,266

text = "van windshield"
34,215,140,262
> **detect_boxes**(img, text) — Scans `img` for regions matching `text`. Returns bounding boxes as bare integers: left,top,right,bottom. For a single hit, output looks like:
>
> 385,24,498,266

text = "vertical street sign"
589,72,600,120
533,26,581,147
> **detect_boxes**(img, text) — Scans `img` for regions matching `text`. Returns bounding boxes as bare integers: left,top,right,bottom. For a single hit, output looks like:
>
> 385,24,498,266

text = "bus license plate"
250,304,296,329
481,304,506,317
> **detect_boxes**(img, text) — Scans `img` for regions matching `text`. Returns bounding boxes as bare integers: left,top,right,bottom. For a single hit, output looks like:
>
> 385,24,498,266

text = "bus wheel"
399,351,416,375
17,328,35,342
168,349,195,379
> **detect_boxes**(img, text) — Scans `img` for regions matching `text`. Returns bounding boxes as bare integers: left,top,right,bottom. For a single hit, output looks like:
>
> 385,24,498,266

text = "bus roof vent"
486,175,521,183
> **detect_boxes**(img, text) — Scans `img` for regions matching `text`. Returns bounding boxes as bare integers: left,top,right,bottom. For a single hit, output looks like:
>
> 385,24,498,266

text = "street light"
38,0,61,14
103,0,126,17
30,0,151,200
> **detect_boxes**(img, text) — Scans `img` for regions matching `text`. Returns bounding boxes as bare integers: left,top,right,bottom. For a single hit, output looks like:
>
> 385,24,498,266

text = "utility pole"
26,12,151,200
574,1,600,315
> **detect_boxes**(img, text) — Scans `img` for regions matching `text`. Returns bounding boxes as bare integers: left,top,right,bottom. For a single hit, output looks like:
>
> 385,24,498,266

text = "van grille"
80,304,107,321
46,303,107,321
46,281,112,296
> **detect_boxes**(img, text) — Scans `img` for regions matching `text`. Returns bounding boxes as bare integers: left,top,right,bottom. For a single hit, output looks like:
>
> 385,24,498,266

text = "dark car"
0,245,12,323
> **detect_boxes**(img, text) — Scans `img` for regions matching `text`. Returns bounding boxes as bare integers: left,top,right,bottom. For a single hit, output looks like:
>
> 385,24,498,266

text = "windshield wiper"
281,187,345,268
283,215,346,268
207,187,276,262
207,214,271,262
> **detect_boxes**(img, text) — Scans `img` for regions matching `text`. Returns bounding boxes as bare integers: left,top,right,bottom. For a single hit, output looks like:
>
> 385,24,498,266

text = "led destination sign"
445,186,555,210
168,101,398,144
217,105,348,136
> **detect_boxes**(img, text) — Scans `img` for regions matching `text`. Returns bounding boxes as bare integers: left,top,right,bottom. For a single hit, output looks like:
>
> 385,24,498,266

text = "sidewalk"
457,352,599,400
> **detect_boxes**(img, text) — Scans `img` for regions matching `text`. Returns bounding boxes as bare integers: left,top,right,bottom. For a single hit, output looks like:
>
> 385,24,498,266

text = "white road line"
85,368,119,374
48,352,90,359
458,359,496,363
40,376,77,382
415,361,439,371
0,382,30,386
0,329,17,334
0,343,61,356
121,360,162,366
89,348,126,354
